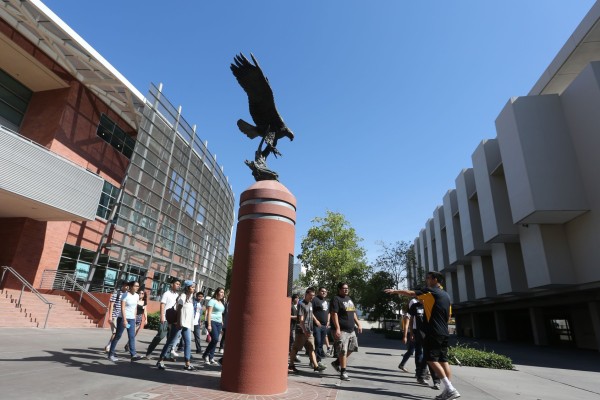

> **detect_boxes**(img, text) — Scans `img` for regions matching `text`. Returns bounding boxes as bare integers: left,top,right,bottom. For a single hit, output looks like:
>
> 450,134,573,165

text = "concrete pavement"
0,327,598,399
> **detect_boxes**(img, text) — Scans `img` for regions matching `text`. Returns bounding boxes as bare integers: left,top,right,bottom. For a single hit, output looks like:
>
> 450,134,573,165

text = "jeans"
159,324,182,360
145,321,170,356
193,324,203,354
399,336,416,367
313,325,327,361
180,327,192,361
202,321,222,360
109,317,136,357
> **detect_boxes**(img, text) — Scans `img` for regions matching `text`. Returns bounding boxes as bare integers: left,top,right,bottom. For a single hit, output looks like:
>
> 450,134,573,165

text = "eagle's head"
281,126,294,141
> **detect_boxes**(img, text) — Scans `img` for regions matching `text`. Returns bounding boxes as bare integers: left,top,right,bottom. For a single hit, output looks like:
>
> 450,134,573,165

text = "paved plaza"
0,327,599,400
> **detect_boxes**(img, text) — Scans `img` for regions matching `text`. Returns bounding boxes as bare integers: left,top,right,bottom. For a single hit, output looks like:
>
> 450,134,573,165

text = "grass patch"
449,342,514,370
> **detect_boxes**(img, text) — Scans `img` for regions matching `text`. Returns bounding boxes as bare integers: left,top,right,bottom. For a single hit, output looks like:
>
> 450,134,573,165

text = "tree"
297,211,370,302
225,254,233,293
360,271,404,322
372,240,412,289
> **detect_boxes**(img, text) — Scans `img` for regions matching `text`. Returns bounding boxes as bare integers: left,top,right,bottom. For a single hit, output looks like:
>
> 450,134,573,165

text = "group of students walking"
289,282,362,381
104,278,227,371
102,272,458,400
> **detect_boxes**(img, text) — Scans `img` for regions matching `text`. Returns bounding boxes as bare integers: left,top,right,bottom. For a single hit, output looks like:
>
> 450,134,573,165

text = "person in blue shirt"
202,287,225,364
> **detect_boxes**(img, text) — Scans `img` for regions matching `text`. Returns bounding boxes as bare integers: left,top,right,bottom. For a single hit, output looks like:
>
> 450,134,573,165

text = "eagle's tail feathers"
237,119,260,139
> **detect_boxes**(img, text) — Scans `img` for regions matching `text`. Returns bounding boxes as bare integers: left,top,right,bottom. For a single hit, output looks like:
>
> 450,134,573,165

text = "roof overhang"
0,0,146,130
530,1,600,95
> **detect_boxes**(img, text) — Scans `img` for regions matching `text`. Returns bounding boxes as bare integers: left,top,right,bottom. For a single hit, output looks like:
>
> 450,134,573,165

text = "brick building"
0,0,235,300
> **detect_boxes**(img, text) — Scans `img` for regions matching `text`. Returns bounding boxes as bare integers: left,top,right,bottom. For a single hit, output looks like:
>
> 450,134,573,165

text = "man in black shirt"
312,287,330,364
385,272,460,400
331,282,362,381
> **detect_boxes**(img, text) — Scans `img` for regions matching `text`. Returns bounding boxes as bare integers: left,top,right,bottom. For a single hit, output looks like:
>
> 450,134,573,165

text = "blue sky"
43,0,595,261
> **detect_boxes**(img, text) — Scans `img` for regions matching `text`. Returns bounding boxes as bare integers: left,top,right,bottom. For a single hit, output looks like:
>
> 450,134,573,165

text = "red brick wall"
0,219,70,290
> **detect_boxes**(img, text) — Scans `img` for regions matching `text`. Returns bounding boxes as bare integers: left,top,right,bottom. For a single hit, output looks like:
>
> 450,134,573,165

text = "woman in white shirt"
178,280,196,370
108,280,142,362
156,280,196,370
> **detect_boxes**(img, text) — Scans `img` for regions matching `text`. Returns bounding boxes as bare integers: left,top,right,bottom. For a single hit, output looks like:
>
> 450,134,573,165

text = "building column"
588,302,600,352
494,311,507,342
529,307,549,346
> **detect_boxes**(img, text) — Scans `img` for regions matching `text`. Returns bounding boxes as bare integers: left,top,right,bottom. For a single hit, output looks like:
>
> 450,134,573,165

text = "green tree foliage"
225,254,233,293
373,240,412,289
360,271,405,322
298,211,370,302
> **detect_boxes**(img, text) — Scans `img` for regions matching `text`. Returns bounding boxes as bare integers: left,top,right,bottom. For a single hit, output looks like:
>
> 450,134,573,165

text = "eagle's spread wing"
230,53,282,131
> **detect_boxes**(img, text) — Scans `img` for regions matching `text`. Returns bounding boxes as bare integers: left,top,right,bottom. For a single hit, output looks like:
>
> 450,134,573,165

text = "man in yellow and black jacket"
385,272,460,400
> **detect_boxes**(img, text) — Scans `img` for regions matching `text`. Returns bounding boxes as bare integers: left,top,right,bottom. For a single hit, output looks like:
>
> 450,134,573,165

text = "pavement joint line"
518,369,600,397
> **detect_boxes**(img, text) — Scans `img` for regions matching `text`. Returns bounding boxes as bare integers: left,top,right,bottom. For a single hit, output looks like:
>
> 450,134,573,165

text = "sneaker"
202,356,210,363
313,362,327,372
326,347,334,357
331,360,340,372
288,364,299,373
340,372,350,381
417,378,428,385
444,389,461,400
104,345,110,352
156,361,165,370
219,348,224,354
209,359,219,365
170,350,179,358
432,382,441,390
183,364,196,371
131,354,144,362
398,365,409,373
108,355,119,362
435,390,449,400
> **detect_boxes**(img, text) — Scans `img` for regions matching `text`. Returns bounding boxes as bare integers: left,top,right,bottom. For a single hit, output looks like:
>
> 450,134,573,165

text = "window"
96,114,136,158
97,180,120,219
0,68,32,131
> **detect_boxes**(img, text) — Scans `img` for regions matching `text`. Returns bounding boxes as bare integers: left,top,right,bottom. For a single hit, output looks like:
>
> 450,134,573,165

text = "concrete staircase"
0,288,98,328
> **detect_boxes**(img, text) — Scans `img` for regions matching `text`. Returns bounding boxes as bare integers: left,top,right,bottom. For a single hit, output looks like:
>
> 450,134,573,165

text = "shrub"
448,343,514,370
146,311,160,331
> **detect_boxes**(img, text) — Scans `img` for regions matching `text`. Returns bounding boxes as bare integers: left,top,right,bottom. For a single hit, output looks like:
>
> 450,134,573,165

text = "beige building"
409,2,600,351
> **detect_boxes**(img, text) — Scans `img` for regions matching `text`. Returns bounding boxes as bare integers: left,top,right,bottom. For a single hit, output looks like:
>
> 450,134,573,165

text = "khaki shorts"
334,331,358,356
291,331,315,353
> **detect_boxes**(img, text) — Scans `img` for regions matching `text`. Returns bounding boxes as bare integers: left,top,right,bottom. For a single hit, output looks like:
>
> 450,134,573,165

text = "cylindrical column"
220,180,296,395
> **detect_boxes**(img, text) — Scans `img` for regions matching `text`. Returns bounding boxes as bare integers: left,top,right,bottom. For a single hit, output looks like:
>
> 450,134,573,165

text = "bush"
448,343,514,370
146,311,160,331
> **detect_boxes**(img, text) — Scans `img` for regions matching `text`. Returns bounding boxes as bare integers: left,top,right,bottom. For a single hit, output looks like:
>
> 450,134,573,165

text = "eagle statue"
231,53,294,181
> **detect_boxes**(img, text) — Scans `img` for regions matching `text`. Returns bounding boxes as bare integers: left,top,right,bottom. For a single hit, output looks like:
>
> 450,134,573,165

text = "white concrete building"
409,2,600,351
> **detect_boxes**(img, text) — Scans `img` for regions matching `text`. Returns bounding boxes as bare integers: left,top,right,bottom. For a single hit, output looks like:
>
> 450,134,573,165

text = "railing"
40,270,108,324
1,266,53,328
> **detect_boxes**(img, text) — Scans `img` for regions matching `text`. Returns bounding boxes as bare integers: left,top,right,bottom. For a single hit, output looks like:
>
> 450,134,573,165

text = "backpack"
165,294,180,324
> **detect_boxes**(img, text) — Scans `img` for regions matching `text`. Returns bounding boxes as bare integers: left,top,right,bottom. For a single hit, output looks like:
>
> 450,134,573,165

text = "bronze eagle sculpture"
231,53,294,181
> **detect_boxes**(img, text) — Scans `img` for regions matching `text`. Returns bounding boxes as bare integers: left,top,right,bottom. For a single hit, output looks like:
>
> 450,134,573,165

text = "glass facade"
94,84,235,299
0,68,32,131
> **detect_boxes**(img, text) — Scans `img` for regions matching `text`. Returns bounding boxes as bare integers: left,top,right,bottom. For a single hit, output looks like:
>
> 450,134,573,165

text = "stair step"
0,288,100,328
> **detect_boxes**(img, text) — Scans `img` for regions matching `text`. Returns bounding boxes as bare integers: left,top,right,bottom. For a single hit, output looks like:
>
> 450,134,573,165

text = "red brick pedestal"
220,180,296,395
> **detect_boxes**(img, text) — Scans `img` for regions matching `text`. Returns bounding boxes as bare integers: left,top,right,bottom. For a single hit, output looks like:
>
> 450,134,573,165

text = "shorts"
291,331,315,353
110,317,118,333
334,331,358,356
423,334,449,363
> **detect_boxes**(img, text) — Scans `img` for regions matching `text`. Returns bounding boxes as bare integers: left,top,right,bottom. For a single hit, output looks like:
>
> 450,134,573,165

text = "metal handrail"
40,269,108,325
1,266,53,328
